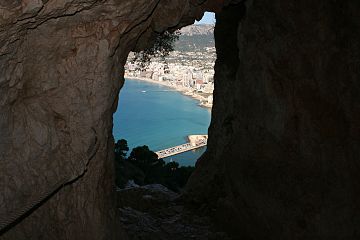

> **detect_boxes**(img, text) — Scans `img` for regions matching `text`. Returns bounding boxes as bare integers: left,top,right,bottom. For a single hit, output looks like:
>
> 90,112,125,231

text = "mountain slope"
175,24,214,52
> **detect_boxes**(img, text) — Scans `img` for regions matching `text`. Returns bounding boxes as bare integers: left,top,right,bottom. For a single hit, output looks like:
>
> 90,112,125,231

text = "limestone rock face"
0,0,218,239
186,1,360,239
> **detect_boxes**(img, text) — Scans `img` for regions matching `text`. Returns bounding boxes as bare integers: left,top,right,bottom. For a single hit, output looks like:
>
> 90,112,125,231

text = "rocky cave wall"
1,0,359,239
0,0,220,239
186,1,360,239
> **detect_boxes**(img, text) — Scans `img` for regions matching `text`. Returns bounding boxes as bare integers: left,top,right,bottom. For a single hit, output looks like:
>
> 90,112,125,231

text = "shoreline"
124,75,212,109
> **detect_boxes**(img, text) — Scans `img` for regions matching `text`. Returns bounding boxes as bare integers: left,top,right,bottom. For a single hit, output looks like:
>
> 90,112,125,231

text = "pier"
155,135,208,159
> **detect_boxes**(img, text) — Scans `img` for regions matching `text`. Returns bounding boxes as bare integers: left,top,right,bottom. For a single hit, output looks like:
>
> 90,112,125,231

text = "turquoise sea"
113,79,211,166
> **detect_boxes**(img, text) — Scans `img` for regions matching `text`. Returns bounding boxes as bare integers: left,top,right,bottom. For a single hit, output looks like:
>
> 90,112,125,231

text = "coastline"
124,75,212,109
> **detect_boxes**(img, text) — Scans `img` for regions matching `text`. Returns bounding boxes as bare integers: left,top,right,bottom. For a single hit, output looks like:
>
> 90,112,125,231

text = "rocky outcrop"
186,1,360,239
118,184,230,240
0,0,222,239
179,24,214,36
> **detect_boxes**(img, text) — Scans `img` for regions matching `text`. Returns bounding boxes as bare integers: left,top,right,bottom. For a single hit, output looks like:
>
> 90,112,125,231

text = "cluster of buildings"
124,47,216,108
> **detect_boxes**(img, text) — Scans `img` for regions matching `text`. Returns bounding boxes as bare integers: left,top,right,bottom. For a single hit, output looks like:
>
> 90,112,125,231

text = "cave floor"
118,184,230,240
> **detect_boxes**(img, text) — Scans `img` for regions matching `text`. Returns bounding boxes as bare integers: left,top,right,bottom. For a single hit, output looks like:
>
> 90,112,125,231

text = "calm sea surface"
113,79,211,166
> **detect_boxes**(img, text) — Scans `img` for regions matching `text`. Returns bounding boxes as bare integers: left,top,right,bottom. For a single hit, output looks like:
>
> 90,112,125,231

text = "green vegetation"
132,30,181,69
114,139,195,192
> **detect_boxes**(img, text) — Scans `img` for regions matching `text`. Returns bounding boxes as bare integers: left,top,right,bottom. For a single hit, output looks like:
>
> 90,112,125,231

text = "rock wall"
0,0,220,239
2,0,359,239
186,1,360,239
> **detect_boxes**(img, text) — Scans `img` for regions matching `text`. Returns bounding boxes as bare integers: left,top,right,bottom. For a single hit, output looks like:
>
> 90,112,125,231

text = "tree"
174,166,195,189
128,145,162,167
115,139,139,188
114,139,129,161
165,161,179,171
114,141,196,192
132,30,181,69
128,145,165,184
161,161,180,191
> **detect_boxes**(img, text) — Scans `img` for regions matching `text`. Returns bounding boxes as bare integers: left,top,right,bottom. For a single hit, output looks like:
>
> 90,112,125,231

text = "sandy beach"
124,75,212,109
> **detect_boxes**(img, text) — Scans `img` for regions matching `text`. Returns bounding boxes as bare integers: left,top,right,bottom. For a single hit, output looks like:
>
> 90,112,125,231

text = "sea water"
113,79,211,166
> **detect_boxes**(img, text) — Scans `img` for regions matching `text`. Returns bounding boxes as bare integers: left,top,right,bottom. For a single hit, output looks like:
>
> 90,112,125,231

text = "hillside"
179,24,214,36
175,24,215,52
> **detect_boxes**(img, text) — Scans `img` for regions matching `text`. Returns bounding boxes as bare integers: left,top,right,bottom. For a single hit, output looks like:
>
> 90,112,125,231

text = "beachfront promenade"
155,135,208,159
124,75,213,109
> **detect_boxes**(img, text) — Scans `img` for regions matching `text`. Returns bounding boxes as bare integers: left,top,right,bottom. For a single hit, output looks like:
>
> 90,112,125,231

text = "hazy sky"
195,12,215,25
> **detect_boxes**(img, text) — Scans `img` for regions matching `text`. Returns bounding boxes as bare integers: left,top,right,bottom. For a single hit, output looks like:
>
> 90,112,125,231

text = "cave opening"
112,12,215,190
112,11,232,239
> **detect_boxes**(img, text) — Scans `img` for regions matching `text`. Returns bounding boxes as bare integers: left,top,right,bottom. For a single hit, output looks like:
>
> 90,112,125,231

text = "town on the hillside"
124,25,216,108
